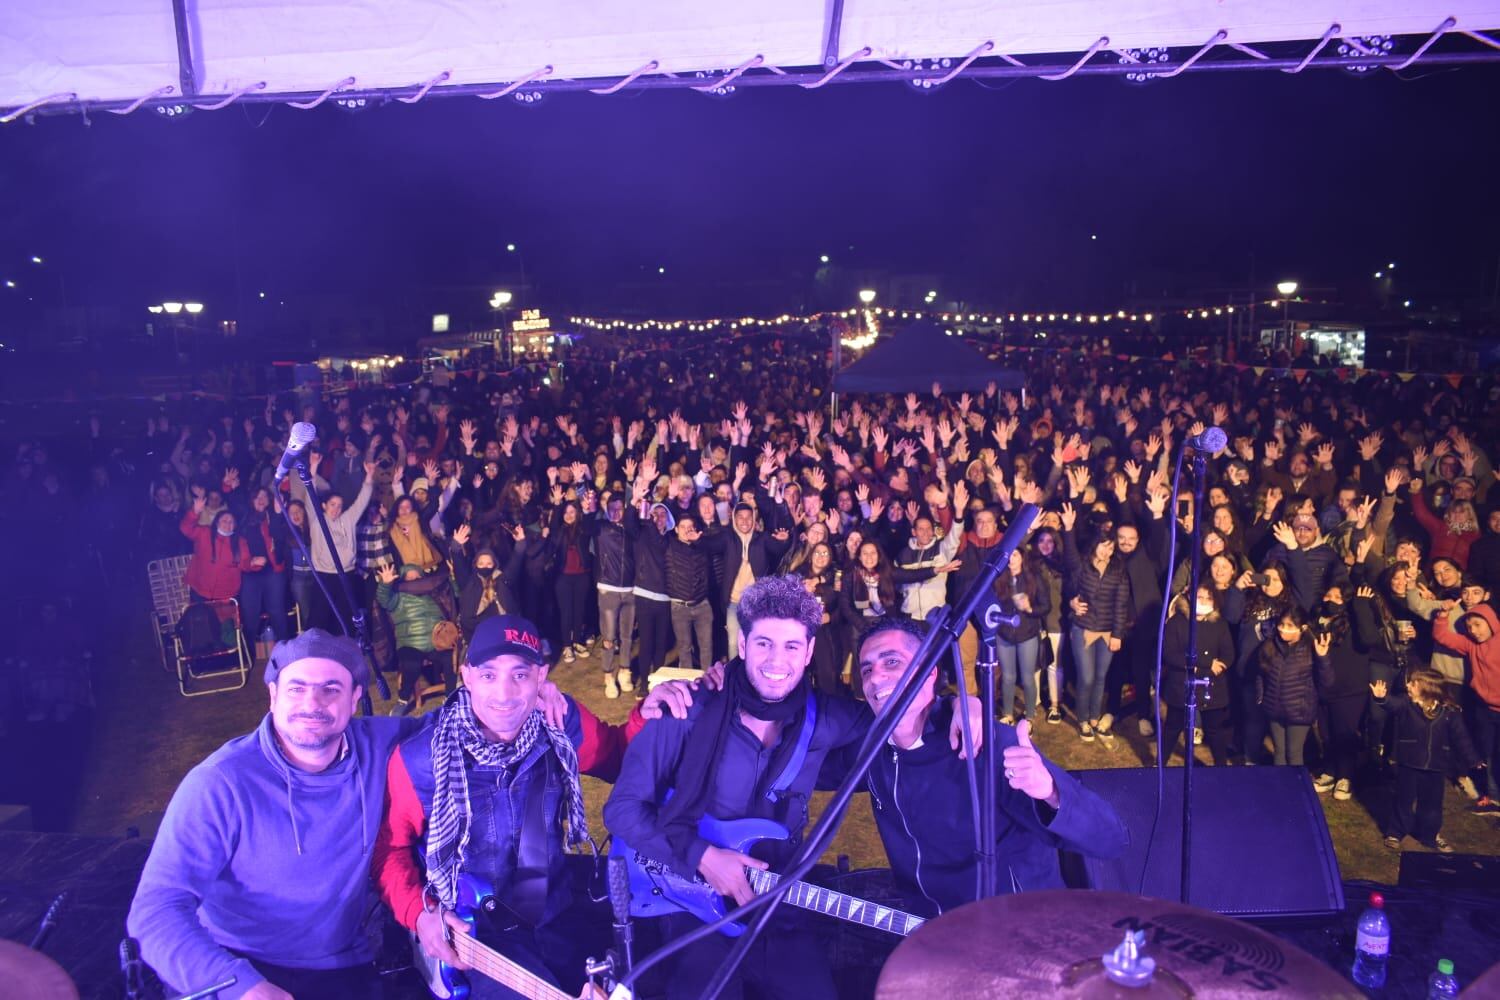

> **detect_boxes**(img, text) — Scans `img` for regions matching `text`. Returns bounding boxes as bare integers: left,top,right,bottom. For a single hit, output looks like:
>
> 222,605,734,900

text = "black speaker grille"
1071,767,1344,918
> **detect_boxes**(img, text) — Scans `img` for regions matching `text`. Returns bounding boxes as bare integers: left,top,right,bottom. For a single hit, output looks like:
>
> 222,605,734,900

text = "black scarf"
658,658,809,867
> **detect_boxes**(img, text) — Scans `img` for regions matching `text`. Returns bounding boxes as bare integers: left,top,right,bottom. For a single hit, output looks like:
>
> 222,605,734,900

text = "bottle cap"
1438,959,1454,975
1369,892,1384,908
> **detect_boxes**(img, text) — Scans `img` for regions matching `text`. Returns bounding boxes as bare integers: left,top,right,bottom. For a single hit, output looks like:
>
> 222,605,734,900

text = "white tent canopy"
4,1,1499,116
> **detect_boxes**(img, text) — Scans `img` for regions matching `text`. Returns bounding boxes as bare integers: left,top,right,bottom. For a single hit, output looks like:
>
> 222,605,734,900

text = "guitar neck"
451,931,573,1000
746,869,925,936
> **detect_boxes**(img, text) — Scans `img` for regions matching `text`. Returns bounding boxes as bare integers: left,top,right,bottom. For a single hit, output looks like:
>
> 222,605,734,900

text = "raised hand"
1384,467,1404,494
423,459,440,483
1358,432,1384,462
1060,502,1077,532
458,419,478,453
1313,442,1335,468
1369,679,1388,699
1272,521,1297,550
376,563,398,585
452,523,471,546
1313,632,1332,657
1297,422,1318,446
952,479,969,512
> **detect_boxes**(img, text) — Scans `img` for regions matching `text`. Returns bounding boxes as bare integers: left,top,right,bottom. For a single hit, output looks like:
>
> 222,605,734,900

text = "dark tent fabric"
833,320,1026,393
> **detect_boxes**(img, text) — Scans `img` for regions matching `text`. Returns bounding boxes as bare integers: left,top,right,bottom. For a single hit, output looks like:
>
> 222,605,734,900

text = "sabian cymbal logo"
1112,914,1289,992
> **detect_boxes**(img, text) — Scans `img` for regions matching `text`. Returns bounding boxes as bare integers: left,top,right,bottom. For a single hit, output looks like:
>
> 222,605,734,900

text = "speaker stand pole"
1180,449,1209,905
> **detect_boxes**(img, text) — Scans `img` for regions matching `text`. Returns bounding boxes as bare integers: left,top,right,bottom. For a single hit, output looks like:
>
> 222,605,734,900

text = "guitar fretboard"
745,869,925,936
452,931,573,1000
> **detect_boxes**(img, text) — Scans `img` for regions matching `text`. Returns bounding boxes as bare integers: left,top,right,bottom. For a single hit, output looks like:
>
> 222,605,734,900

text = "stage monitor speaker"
1067,766,1344,918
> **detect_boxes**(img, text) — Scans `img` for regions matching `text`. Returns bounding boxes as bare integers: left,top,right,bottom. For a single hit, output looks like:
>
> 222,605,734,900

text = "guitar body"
410,873,492,999
614,816,789,936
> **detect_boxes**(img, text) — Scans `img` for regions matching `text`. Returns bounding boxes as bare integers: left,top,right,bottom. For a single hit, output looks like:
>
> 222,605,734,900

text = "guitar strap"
506,753,552,927
764,694,817,803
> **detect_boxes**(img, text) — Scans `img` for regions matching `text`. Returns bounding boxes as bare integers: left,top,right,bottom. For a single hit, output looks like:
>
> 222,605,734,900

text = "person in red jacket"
179,495,254,603
1433,604,1500,812
373,615,689,1000
1410,480,1481,570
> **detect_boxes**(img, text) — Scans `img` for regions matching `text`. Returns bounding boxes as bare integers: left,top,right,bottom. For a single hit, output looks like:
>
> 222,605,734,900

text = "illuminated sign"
512,308,551,333
432,313,450,333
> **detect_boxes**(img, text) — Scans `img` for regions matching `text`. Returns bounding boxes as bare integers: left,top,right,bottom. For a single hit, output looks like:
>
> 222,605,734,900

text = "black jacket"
1062,530,1131,638
705,526,790,604
451,538,525,639
591,510,638,589
1256,631,1333,725
1162,614,1235,710
665,534,711,604
832,701,1128,916
633,522,670,597
1377,692,1480,773
603,686,869,878
995,570,1051,645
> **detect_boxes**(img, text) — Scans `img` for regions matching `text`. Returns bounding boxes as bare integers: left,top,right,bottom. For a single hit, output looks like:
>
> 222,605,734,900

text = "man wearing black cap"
129,629,422,1000
375,614,676,998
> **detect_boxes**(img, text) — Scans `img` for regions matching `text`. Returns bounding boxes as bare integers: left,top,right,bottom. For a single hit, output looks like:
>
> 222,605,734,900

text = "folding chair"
146,556,192,676
171,598,251,697
147,555,250,696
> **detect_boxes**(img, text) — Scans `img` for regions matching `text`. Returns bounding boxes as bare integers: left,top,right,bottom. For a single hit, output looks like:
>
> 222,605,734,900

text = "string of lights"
565,297,1318,334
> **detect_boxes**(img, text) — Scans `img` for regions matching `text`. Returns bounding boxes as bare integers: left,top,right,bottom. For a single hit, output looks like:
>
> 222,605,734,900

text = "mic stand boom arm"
650,504,1040,1000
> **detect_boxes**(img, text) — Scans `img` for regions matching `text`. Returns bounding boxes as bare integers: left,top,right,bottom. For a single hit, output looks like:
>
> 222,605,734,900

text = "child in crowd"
1372,670,1483,853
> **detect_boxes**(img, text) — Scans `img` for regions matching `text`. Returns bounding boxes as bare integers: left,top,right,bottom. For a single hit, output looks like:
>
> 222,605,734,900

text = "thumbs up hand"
1002,720,1059,808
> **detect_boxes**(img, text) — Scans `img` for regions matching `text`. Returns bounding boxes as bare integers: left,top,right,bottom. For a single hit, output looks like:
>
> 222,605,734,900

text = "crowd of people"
7,324,1500,858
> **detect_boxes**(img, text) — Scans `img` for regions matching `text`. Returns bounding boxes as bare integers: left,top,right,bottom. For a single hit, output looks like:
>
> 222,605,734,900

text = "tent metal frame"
5,27,1500,123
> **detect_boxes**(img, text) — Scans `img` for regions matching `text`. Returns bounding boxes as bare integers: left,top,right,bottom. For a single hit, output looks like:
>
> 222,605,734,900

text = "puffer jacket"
1256,631,1333,725
1061,529,1131,638
376,564,447,652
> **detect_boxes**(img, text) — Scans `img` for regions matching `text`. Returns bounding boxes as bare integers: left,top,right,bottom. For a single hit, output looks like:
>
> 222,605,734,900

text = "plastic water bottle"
1351,892,1389,989
1427,958,1459,998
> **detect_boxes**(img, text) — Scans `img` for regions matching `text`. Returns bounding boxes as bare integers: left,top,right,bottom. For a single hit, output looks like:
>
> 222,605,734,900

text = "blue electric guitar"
614,815,926,938
410,873,603,999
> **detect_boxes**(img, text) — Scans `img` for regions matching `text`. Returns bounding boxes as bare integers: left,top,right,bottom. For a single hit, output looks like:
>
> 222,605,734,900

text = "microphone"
272,422,318,484
120,936,144,1000
607,854,635,976
1184,425,1227,453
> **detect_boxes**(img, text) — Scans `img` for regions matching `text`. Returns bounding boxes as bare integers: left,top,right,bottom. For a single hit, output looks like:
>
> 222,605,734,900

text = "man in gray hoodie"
127,630,421,1000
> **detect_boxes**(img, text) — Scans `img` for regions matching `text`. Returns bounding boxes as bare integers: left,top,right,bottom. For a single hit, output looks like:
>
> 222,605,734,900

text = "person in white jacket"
898,510,963,620
289,459,374,631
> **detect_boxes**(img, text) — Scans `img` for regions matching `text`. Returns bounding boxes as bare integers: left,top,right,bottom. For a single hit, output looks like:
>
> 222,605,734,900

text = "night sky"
1,62,1497,316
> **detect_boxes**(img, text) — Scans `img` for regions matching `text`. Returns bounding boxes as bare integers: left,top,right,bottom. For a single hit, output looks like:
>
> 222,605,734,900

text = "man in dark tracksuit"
604,576,866,1000
847,617,1129,916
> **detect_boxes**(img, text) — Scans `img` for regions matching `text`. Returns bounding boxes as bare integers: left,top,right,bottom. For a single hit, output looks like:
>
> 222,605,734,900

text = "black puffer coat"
1062,529,1131,638
1256,630,1333,725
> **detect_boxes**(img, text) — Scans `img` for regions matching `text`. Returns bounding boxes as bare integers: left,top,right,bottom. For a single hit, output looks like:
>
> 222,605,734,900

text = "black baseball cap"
465,615,548,667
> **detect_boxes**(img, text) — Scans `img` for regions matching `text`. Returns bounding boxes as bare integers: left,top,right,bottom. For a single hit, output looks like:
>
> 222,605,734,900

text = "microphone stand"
283,460,389,713
1179,448,1209,904
971,606,1003,899
628,505,1038,1000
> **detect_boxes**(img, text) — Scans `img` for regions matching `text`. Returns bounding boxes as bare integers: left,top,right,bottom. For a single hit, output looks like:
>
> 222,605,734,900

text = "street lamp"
490,290,513,309
1275,280,1298,298
1274,281,1298,343
184,302,204,314
858,289,877,305
163,301,184,314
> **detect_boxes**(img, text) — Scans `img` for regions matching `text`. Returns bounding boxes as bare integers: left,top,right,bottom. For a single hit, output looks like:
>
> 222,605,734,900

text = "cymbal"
1463,958,1500,996
877,890,1360,999
0,939,79,1000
